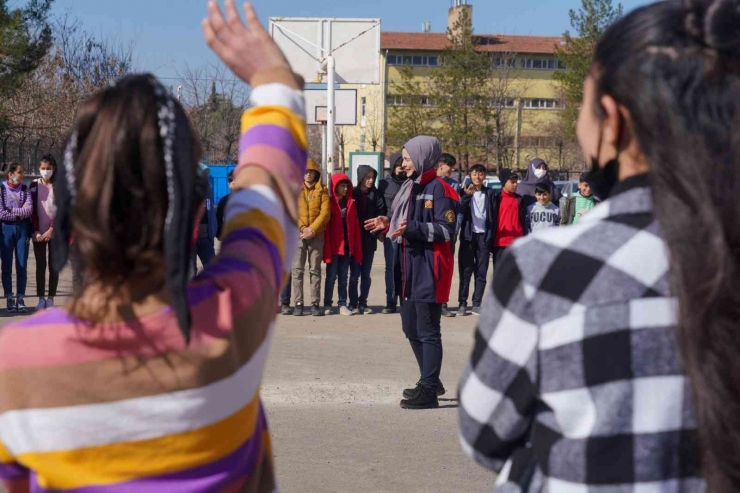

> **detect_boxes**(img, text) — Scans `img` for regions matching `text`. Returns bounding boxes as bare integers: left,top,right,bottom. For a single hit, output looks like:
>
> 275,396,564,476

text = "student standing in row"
436,153,460,318
0,163,32,313
457,164,496,316
525,182,561,233
215,170,234,240
292,158,330,316
491,169,526,272
378,153,407,314
350,165,386,314
30,155,58,310
562,172,600,225
323,174,362,316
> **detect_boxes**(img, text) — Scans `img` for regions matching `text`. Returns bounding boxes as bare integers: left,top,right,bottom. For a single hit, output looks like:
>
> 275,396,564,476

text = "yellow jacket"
298,159,330,235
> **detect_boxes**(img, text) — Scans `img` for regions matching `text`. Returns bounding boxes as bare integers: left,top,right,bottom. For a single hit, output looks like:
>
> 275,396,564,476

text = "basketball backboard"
305,88,357,125
269,17,381,84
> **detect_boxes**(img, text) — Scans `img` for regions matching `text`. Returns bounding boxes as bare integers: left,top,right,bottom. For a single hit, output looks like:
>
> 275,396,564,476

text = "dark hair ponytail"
593,1,740,490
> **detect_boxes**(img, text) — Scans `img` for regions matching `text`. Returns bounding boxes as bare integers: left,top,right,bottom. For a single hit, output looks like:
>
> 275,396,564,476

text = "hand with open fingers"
391,220,407,239
202,0,293,87
365,216,389,234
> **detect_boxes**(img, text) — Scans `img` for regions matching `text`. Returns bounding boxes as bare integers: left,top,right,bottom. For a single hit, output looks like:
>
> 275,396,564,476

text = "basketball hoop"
315,106,328,125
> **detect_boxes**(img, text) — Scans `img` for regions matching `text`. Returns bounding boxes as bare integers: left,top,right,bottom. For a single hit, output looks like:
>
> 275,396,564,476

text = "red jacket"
323,174,363,264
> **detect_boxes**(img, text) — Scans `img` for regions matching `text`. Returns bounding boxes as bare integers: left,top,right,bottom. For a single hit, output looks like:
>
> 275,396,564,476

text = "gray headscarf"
389,136,442,242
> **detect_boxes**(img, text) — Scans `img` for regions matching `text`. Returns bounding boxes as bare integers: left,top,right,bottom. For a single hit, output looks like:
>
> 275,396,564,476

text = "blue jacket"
395,168,459,304
199,165,218,241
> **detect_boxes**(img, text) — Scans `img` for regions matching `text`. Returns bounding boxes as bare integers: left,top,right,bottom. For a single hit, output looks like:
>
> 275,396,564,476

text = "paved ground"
1,257,495,492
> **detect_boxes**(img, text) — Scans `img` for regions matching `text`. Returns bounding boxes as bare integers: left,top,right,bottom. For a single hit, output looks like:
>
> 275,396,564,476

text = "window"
558,60,568,70
494,58,517,69
521,58,559,70
387,54,442,67
523,98,559,109
361,97,366,117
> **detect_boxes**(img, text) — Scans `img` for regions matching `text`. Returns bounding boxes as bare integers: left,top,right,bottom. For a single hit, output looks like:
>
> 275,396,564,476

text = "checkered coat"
459,175,704,492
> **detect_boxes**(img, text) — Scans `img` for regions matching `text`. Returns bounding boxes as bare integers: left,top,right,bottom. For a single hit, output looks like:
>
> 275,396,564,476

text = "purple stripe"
239,124,306,173
195,256,253,282
221,228,283,286
0,462,29,480
5,308,75,329
187,282,220,306
30,409,268,493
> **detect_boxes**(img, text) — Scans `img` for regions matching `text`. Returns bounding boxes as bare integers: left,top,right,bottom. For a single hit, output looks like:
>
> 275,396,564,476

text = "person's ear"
600,94,626,157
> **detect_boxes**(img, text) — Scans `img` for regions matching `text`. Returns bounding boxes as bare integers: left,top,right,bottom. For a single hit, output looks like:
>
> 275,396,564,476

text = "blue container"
207,164,237,206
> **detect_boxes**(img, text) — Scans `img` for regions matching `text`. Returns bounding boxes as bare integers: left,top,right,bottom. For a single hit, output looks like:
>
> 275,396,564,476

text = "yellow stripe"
0,440,15,464
241,106,308,151
222,209,286,262
19,395,262,490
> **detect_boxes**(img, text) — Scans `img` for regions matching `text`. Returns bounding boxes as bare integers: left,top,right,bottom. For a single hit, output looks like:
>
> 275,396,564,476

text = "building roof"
381,32,564,55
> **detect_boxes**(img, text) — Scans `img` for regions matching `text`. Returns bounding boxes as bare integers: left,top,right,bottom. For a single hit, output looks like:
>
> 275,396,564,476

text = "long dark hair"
594,0,740,490
66,74,202,302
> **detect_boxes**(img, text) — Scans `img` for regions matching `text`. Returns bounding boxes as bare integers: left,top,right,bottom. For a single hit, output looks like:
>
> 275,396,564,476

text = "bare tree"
360,92,384,152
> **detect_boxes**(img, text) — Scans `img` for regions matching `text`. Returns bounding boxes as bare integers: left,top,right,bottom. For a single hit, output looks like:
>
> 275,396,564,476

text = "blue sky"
51,0,651,81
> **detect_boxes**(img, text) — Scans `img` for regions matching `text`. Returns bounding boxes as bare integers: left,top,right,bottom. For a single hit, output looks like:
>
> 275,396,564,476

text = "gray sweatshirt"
526,202,561,233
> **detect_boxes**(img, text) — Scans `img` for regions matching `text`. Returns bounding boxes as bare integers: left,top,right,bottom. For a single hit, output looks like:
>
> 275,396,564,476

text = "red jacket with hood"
323,174,363,265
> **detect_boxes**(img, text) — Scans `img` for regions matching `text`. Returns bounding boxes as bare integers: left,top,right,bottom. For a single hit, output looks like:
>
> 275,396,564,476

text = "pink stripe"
237,145,302,192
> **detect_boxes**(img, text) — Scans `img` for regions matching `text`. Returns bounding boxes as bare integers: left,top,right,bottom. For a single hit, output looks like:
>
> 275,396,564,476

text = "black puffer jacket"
354,165,388,254
378,152,407,216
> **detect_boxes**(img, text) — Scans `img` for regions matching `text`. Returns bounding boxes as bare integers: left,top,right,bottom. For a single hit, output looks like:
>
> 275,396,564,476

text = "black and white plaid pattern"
459,177,705,492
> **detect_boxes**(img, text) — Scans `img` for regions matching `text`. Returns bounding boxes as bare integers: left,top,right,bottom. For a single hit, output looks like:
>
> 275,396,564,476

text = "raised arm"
188,0,306,338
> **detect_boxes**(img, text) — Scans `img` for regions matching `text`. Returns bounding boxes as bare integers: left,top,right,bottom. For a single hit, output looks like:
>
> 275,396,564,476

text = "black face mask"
587,121,622,200
395,170,407,181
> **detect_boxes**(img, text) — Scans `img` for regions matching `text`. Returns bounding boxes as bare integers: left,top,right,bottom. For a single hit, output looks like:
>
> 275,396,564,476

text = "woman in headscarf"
366,136,459,410
517,158,562,206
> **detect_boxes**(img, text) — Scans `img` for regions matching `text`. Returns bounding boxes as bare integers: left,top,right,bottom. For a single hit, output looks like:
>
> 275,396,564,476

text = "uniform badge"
424,200,433,209
445,210,456,223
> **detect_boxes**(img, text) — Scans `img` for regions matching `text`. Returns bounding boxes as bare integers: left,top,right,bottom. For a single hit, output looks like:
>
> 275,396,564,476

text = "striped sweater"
0,83,306,493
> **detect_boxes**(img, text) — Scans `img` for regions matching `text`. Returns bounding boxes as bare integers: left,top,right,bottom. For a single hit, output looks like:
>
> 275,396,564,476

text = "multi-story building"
379,1,573,171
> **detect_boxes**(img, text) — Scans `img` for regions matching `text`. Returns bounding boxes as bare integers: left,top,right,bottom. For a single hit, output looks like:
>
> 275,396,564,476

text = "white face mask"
40,170,54,181
534,168,547,179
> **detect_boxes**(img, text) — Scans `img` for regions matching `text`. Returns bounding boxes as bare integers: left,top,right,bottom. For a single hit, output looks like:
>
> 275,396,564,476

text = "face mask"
10,176,20,185
587,122,622,200
534,168,547,179
40,170,54,181
396,171,407,181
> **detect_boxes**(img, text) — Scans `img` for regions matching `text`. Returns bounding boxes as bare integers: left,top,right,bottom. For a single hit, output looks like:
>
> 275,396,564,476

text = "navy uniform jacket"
395,168,459,304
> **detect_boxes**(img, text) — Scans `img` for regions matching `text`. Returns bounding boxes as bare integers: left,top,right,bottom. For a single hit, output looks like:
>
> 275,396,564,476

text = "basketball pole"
321,122,328,192
326,55,336,190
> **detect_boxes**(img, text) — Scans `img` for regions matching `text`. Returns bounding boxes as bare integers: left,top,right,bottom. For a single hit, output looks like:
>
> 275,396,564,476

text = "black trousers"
401,300,443,393
33,241,58,298
458,233,491,307
492,246,508,279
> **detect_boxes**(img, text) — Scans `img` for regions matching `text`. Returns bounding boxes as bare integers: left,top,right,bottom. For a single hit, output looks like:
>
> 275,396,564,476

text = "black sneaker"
280,304,292,315
16,298,26,313
360,305,373,315
400,387,439,410
457,303,468,317
381,304,397,314
323,306,334,316
293,304,304,317
6,297,16,313
311,304,323,317
350,306,360,315
402,381,446,399
441,304,456,318
472,306,482,316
